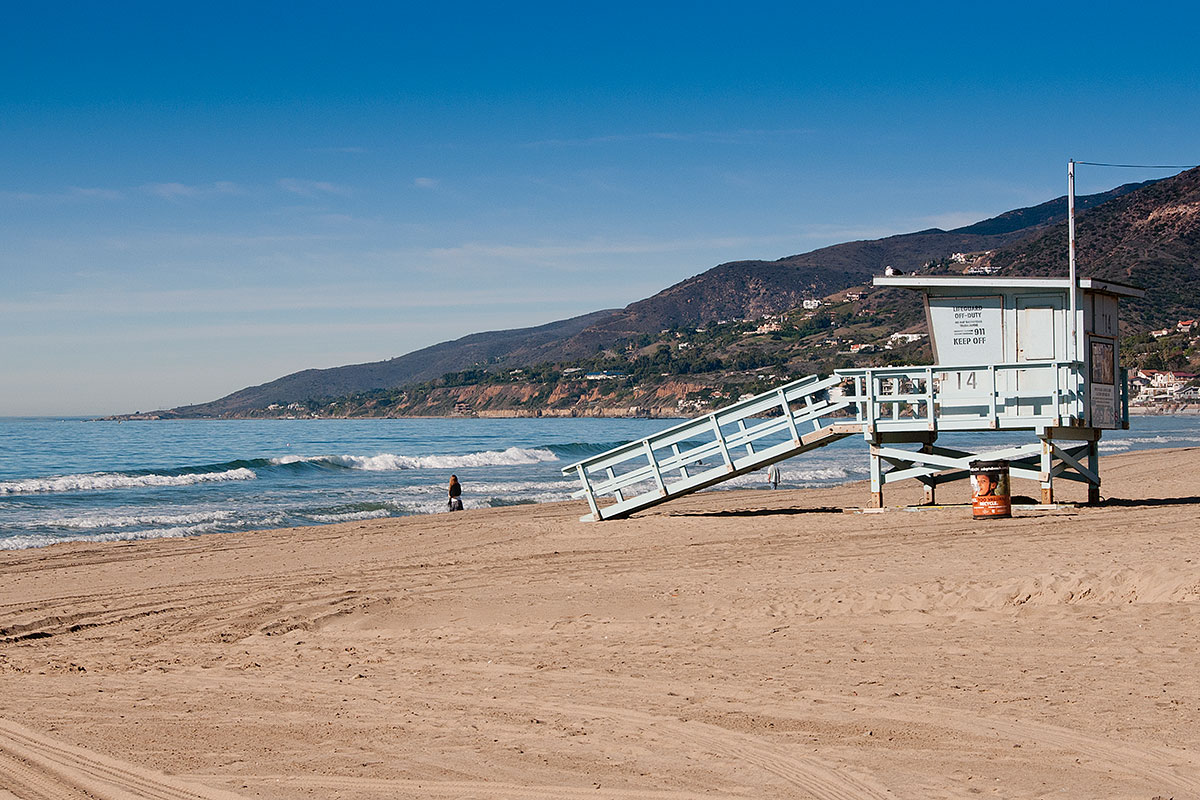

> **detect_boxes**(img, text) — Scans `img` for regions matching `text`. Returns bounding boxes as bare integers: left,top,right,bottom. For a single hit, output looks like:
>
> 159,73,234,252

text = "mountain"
984,169,1200,328
168,309,616,417
155,176,1187,418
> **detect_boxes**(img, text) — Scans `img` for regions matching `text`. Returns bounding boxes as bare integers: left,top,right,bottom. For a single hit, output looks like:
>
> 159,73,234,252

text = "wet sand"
2,446,1199,799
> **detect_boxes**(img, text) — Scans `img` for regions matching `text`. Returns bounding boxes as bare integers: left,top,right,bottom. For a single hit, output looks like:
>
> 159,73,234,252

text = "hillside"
985,169,1200,328
148,175,1196,419
168,309,616,417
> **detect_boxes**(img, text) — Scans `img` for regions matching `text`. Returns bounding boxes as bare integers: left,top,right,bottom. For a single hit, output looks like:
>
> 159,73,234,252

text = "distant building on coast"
1131,369,1199,405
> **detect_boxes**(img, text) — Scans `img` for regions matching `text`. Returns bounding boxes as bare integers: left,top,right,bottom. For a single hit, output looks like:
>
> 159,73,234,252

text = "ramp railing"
562,373,858,521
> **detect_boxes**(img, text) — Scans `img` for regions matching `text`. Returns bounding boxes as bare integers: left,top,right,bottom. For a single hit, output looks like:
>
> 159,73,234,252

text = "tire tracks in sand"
787,693,1200,796
191,775,748,800
0,718,245,800
576,704,893,800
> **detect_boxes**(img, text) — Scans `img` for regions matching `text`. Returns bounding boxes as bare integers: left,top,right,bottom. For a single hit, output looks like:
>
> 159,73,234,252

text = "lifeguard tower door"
1015,295,1063,417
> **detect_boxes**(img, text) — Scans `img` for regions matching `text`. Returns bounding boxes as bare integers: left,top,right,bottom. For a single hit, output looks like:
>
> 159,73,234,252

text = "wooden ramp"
562,374,860,521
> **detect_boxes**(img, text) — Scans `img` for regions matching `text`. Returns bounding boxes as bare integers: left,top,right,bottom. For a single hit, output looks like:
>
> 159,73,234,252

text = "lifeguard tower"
847,275,1143,508
562,275,1143,521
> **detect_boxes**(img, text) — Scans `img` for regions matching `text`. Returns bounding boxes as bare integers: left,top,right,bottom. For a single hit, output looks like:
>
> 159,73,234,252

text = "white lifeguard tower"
562,274,1143,521
850,275,1143,507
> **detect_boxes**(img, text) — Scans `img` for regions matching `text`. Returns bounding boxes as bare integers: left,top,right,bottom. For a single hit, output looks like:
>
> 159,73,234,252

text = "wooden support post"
924,366,935,427
864,372,877,437
1040,437,1054,505
1087,437,1101,505
869,444,883,508
920,441,936,505
987,365,998,427
578,465,601,521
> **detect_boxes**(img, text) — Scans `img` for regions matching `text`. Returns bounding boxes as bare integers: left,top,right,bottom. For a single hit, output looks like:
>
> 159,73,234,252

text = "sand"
2,446,1199,799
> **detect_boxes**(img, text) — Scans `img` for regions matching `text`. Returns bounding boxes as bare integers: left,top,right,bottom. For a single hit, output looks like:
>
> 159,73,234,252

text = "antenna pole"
1068,159,1078,362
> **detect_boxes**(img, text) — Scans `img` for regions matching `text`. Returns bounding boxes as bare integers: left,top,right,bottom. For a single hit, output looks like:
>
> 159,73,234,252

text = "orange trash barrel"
971,460,1011,520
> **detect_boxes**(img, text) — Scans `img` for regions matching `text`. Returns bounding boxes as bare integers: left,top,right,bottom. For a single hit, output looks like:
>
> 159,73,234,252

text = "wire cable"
1074,161,1197,169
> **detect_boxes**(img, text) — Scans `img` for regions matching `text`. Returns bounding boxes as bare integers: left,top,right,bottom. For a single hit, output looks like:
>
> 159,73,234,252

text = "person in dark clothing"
447,474,463,511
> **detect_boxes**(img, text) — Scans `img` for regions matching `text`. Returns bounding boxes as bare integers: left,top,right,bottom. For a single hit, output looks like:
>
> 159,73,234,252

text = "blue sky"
3,1,1198,415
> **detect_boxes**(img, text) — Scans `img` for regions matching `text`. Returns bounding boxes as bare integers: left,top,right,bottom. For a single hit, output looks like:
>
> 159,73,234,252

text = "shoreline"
2,446,1199,798
102,404,1200,421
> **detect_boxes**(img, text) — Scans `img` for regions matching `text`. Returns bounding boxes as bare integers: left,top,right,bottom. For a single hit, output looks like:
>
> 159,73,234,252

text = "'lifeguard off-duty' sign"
928,296,1003,364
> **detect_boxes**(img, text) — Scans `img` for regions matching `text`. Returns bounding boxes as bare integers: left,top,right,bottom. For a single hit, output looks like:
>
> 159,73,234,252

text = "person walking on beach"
447,474,463,511
766,463,780,490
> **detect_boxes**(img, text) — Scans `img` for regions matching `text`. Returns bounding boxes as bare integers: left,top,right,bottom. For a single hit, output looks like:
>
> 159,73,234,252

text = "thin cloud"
527,128,814,147
141,181,244,199
0,186,125,203
413,177,439,189
278,178,353,197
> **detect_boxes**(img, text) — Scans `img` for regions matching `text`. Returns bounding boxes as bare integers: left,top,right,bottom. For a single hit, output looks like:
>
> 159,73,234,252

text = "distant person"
447,474,463,511
766,463,781,490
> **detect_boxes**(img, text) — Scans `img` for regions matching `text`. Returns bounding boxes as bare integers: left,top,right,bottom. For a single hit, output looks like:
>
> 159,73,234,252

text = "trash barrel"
970,459,1011,520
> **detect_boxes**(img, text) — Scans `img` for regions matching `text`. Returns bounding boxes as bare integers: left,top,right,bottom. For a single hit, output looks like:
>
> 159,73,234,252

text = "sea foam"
43,509,237,530
271,447,559,471
0,468,257,495
0,522,224,551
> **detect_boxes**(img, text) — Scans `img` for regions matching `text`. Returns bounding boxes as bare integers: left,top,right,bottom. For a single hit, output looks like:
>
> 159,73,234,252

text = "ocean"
1,414,1197,550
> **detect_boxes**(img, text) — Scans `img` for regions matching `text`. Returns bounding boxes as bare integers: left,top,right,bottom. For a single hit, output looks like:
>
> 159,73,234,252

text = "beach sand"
2,446,1199,799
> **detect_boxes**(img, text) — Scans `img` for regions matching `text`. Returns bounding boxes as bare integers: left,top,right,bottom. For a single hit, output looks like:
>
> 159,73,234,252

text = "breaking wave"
43,510,237,530
271,446,559,471
0,445,569,496
1100,434,1194,452
0,468,256,495
0,523,224,551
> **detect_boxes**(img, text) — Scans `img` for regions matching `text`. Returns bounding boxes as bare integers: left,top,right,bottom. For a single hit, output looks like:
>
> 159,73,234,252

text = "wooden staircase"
562,374,860,521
